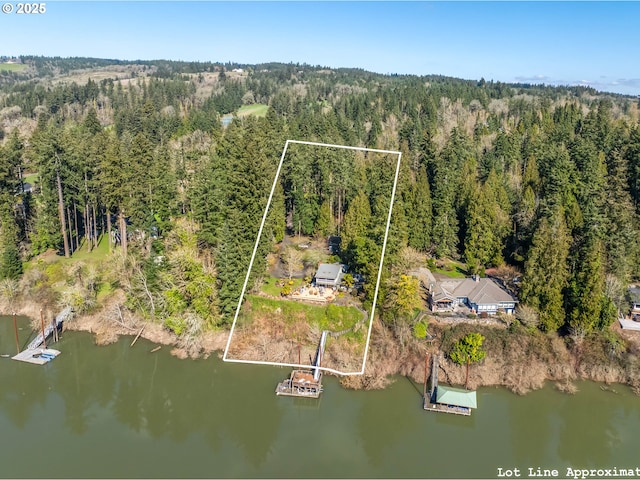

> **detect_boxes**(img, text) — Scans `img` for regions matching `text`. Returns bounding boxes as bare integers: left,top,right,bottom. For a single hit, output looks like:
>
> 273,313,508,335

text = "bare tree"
282,246,303,280
515,304,539,329
177,312,204,357
0,278,19,311
604,274,625,311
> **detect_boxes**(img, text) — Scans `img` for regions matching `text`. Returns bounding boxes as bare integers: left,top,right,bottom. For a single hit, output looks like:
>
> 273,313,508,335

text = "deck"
12,348,61,365
619,318,640,331
423,396,472,416
275,370,323,398
276,331,328,398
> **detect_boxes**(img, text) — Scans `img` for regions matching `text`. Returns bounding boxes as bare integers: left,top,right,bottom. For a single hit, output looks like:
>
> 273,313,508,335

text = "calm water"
1,315,639,478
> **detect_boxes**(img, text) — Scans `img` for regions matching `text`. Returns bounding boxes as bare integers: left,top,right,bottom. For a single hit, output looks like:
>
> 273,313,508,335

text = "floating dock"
276,330,327,398
11,306,72,365
423,354,477,416
275,369,323,398
12,348,61,365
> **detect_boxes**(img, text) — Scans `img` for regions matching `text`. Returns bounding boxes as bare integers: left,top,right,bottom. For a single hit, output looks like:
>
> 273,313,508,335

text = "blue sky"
1,1,639,95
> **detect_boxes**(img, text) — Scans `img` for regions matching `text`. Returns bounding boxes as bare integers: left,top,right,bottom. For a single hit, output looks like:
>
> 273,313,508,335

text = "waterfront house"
314,263,344,288
429,275,517,315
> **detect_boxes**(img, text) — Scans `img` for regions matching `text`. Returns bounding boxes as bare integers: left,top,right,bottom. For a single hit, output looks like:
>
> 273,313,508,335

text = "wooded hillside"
1,56,640,350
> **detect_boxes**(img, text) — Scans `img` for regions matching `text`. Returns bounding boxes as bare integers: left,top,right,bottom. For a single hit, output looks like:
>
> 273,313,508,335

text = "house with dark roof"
429,275,517,315
314,263,344,288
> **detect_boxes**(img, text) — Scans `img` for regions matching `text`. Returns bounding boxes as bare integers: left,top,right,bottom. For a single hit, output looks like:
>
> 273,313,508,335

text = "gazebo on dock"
434,386,477,413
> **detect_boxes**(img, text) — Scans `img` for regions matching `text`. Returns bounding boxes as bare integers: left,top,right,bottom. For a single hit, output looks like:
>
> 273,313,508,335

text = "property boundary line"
223,139,402,376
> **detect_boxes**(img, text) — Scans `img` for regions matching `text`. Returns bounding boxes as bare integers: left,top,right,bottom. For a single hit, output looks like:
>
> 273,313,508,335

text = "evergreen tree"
83,107,102,135
406,166,432,252
342,191,372,247
567,238,608,335
520,207,570,332
0,243,22,279
603,150,639,281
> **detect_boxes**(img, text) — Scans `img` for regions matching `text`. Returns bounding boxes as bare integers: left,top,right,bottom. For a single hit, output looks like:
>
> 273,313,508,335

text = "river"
1,315,639,478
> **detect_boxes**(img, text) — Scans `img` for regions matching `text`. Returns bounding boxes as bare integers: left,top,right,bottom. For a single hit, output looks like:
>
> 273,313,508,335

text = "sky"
1,1,639,96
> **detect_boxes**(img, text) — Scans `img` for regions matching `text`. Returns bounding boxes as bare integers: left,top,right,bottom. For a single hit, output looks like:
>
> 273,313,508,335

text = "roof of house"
409,267,437,288
466,278,515,305
434,277,515,306
316,263,342,280
431,283,456,303
436,385,477,409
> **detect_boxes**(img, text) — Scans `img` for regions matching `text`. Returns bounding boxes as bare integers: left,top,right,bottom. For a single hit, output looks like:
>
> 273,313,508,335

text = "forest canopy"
1,56,640,344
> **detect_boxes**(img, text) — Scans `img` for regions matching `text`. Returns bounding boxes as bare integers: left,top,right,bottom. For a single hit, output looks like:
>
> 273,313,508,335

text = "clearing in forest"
0,63,28,72
224,140,402,376
237,104,269,118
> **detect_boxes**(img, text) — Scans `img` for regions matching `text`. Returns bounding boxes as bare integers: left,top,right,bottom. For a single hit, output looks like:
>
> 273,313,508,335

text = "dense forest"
1,56,640,371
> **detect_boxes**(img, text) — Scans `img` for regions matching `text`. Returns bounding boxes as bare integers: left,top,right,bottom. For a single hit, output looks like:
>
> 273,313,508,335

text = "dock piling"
13,312,19,355
39,309,47,350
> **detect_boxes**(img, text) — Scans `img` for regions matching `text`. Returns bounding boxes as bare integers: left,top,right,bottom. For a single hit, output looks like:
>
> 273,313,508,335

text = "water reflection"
557,383,618,467
2,316,640,478
507,387,555,465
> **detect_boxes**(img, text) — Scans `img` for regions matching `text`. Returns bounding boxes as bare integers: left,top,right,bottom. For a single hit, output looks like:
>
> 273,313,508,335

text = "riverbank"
4,293,640,395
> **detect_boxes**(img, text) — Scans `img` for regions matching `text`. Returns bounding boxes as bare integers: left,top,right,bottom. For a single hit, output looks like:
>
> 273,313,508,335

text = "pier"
276,330,327,398
423,353,477,416
11,307,72,366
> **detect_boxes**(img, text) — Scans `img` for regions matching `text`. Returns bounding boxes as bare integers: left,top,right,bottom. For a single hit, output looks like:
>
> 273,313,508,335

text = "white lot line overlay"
223,139,402,376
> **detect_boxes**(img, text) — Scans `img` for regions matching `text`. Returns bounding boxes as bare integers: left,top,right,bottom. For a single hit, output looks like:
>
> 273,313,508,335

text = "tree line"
1,57,639,340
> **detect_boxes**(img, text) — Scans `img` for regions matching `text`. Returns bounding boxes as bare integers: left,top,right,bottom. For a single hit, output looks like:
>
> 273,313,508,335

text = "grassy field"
432,259,468,278
23,173,38,185
261,276,305,297
237,104,269,118
0,63,27,72
62,236,111,263
433,265,467,278
24,236,113,296
243,294,363,335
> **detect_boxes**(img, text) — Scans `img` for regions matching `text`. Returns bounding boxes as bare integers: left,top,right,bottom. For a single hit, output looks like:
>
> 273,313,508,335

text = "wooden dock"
12,348,61,365
26,306,72,350
423,393,473,416
275,369,323,398
423,354,476,416
10,307,71,366
276,331,327,399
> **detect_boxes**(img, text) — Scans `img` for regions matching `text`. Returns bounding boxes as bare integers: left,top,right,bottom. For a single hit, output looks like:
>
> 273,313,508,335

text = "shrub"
413,320,428,339
165,316,185,335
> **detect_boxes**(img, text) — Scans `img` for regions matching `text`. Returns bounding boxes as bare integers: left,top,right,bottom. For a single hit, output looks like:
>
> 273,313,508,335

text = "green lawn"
261,276,305,297
432,259,468,278
243,294,363,334
0,63,27,72
237,104,269,118
63,235,111,263
433,266,467,278
23,173,38,185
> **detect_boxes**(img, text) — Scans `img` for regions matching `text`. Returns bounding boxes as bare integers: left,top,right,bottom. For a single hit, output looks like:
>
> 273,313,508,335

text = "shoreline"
4,296,640,396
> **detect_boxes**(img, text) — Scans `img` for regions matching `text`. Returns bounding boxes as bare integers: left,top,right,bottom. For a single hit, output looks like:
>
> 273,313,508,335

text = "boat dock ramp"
276,330,328,398
11,307,72,366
